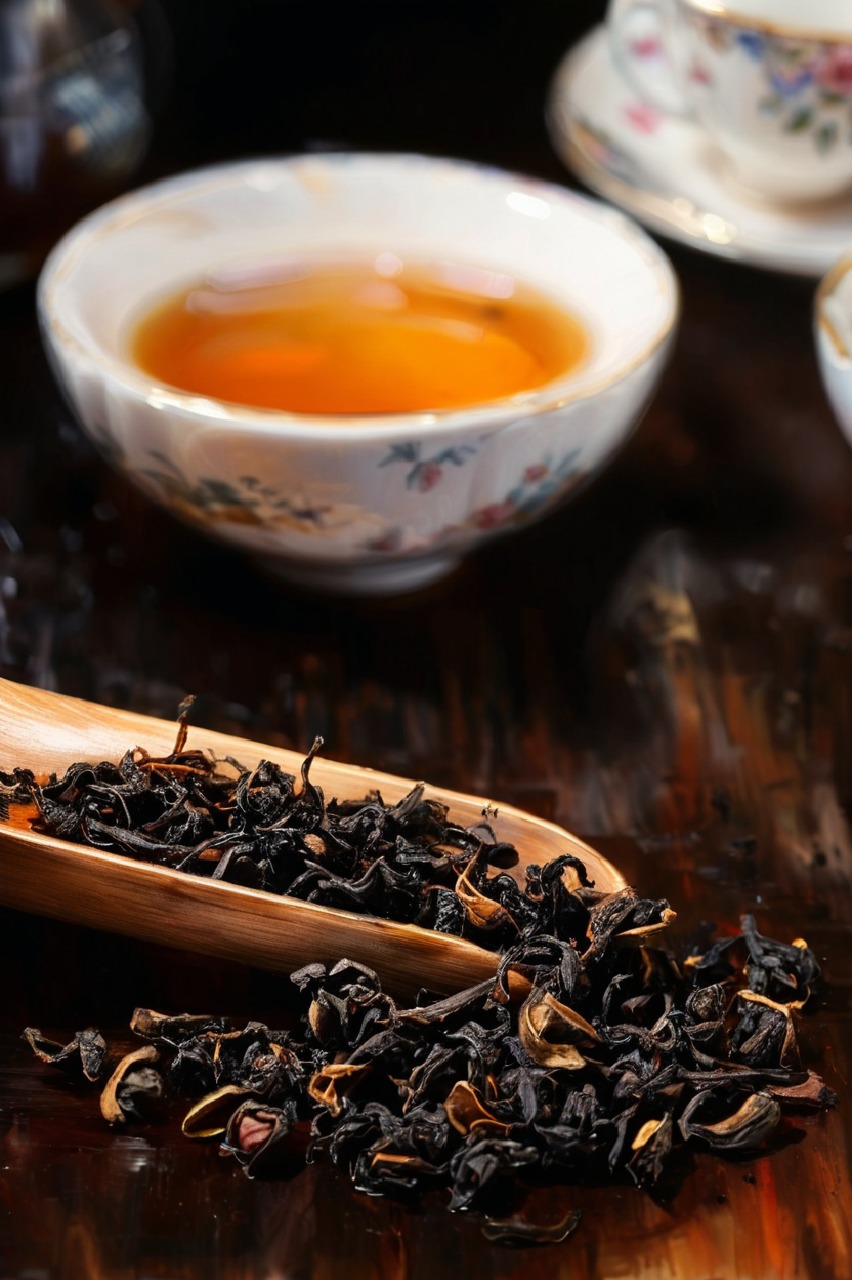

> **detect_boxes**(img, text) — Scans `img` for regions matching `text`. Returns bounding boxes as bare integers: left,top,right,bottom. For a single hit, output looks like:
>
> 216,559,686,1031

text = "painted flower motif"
379,440,477,490
688,60,713,87
735,30,766,61
769,65,814,97
473,499,517,531
414,462,443,492
629,36,662,60
138,456,346,533
624,102,662,134
813,44,852,96
523,463,549,484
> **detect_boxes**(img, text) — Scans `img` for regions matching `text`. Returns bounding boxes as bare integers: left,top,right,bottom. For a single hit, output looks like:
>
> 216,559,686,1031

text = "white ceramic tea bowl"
38,153,678,595
815,255,852,444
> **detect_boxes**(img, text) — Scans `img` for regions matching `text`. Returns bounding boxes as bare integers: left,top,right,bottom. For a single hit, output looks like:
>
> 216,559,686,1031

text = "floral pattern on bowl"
378,441,478,492
141,452,332,531
138,442,587,556
136,452,396,551
367,446,588,556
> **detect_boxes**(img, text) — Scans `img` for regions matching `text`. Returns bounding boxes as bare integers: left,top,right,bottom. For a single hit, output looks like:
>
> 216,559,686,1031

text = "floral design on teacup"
470,447,586,529
140,452,334,531
379,439,585,512
378,441,478,492
135,443,587,556
629,35,664,61
689,15,852,152
367,447,587,554
87,429,593,570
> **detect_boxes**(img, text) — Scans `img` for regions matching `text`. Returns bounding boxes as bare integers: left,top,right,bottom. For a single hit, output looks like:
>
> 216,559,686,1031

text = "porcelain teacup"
607,0,852,204
816,255,852,446
38,153,678,595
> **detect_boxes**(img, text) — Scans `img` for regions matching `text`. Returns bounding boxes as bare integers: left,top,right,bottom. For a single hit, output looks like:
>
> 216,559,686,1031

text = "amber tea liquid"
130,256,590,415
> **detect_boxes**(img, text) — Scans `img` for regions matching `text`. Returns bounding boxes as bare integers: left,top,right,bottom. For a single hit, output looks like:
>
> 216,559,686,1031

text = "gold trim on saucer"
560,130,749,260
682,0,852,43
816,256,852,361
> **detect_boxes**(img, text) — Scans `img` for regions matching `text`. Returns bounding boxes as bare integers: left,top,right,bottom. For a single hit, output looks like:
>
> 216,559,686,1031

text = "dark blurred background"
141,0,605,177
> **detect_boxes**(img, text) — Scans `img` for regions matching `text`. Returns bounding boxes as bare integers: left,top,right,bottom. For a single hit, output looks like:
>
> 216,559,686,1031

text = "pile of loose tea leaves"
7,726,837,1234
20,876,835,1228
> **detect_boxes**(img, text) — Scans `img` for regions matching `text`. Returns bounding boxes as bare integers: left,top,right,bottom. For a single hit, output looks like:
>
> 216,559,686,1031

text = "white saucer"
547,25,852,277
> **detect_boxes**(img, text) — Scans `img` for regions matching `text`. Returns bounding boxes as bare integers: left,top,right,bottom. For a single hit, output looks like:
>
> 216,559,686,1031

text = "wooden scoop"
0,677,625,997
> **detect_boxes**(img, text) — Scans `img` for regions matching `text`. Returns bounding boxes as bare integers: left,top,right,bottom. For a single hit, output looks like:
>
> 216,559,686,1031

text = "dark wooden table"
2,2,852,1276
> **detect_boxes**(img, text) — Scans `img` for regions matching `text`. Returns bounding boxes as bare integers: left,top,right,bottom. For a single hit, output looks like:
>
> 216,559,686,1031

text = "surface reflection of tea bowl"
816,257,852,450
38,154,679,595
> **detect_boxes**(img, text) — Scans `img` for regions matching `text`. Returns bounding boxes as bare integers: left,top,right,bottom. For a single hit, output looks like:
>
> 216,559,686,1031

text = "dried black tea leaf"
448,1137,542,1211
22,1026,107,1082
130,1008,225,1043
100,1045,163,1124
444,1080,512,1137
518,989,597,1070
627,1113,674,1186
678,1090,781,1151
181,1084,254,1139
221,1099,302,1177
308,1063,371,1117
767,1073,837,1110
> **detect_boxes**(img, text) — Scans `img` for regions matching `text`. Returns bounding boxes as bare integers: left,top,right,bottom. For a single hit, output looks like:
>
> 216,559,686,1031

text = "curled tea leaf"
308,1063,371,1117
733,990,800,1069
767,1072,838,1110
307,990,349,1045
628,1113,674,1186
454,853,518,932
740,915,821,1001
614,907,677,947
397,979,494,1028
444,1081,511,1137
586,890,674,953
678,1090,781,1151
22,1027,107,1082
352,1147,447,1196
518,989,599,1070
100,1045,162,1124
222,1098,301,1176
130,1008,223,1043
181,1084,253,1139
448,1136,540,1211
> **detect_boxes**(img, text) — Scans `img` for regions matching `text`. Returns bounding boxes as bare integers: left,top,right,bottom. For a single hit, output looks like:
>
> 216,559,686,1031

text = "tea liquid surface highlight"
130,255,590,415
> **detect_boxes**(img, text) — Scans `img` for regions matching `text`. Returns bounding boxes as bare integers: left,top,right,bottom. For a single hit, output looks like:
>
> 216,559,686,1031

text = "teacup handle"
607,0,691,118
